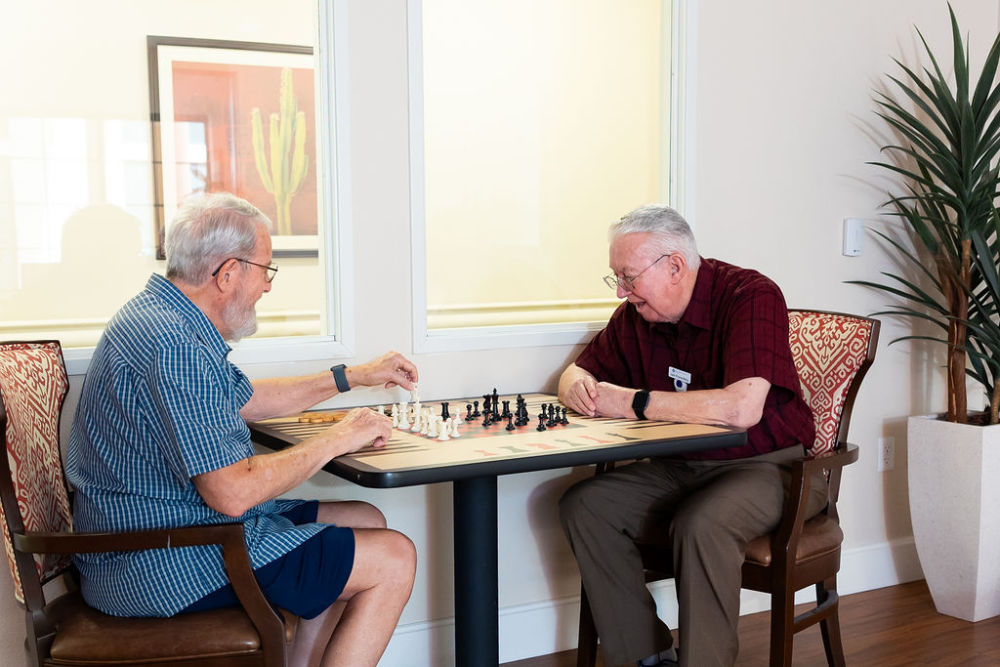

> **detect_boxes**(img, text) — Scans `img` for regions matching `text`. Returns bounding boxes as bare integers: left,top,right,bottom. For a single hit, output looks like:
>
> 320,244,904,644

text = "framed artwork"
147,36,319,259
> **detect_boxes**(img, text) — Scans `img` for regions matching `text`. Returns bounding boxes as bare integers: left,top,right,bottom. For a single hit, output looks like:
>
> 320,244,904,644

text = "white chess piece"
410,410,422,431
391,404,399,428
397,402,410,428
420,409,430,435
450,417,461,438
428,416,439,438
376,405,385,415
453,408,463,425
438,418,451,441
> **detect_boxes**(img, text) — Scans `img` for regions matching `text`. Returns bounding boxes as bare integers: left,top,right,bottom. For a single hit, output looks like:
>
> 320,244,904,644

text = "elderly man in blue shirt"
66,192,417,667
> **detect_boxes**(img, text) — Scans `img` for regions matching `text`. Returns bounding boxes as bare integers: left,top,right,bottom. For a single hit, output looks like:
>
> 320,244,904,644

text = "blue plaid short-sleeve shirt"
66,274,324,617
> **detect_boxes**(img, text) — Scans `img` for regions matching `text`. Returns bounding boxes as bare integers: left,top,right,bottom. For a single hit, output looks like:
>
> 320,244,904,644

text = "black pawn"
506,413,515,431
560,407,569,425
466,403,473,421
472,400,480,417
536,414,547,431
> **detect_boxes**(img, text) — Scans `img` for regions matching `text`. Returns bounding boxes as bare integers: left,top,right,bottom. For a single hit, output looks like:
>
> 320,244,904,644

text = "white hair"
165,193,272,284
609,204,701,270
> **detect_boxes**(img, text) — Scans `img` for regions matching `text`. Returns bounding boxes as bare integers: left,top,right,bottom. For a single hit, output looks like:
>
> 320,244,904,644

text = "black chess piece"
546,404,558,427
466,403,473,421
441,402,450,420
560,406,569,425
506,413,515,431
472,400,480,417
536,414,547,431
502,400,510,419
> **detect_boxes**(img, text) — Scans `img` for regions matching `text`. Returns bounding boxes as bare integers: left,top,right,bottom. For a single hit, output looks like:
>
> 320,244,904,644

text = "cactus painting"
251,68,309,236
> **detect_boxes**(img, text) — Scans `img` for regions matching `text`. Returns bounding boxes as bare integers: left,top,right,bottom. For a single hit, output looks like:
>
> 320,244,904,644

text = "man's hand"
347,351,419,391
558,363,600,416
593,381,635,418
325,406,394,452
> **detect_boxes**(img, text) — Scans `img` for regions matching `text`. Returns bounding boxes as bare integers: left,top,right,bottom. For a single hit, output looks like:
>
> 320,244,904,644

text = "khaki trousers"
559,447,827,667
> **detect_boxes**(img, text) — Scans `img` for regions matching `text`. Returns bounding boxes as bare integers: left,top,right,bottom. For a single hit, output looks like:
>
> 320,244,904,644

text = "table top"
248,393,746,488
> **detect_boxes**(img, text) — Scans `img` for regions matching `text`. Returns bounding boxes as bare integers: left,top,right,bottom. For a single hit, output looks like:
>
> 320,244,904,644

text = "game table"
248,393,745,667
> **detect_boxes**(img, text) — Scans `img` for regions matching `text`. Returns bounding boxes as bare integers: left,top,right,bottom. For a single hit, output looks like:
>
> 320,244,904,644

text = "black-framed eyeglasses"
211,258,279,283
602,253,669,292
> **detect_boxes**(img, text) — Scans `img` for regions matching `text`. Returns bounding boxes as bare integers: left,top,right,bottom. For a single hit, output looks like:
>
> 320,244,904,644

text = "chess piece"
466,403,473,421
560,407,569,425
441,402,450,420
391,404,399,428
472,400,480,418
377,405,385,415
438,418,451,441
506,414,515,431
536,414,547,432
451,417,462,438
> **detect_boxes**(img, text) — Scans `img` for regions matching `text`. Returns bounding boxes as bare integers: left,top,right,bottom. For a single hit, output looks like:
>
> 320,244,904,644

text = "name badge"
668,366,691,392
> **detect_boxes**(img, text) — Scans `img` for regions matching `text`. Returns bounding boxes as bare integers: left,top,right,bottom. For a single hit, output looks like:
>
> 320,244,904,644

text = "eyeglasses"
211,258,279,283
603,253,669,292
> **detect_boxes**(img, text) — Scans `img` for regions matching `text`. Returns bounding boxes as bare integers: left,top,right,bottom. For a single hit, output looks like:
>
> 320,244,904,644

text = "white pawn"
397,402,410,428
438,418,451,441
391,404,399,428
428,415,439,438
420,409,431,435
453,408,463,425
376,405,385,415
410,410,422,431
450,417,461,438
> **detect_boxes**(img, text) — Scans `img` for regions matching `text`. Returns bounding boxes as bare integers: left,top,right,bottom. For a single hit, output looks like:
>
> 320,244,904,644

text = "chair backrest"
0,341,73,605
787,310,880,456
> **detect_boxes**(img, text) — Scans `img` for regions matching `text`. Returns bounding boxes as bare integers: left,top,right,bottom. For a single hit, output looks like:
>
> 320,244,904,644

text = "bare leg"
322,528,416,666
287,501,415,667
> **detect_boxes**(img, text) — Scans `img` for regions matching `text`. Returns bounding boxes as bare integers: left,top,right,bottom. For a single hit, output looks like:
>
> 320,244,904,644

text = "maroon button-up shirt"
575,257,814,460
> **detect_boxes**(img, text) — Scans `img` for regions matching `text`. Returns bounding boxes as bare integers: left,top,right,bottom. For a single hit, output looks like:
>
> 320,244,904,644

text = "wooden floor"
504,580,1000,666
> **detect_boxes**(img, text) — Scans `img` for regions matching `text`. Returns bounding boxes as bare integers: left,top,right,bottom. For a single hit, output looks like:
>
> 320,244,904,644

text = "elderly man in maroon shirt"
558,204,825,667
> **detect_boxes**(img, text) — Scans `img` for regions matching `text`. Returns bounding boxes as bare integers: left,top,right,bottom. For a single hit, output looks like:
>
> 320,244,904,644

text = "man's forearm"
241,373,340,421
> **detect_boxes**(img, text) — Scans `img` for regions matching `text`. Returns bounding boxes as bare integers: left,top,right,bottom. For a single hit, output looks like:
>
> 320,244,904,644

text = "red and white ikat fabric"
0,342,73,604
788,312,873,456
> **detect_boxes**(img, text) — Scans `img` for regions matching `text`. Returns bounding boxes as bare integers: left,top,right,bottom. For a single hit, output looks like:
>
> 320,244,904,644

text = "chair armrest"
14,523,248,555
770,443,859,564
13,524,287,661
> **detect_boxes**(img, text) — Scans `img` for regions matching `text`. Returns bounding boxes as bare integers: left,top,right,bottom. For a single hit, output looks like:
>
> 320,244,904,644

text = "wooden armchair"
576,310,880,667
0,340,295,666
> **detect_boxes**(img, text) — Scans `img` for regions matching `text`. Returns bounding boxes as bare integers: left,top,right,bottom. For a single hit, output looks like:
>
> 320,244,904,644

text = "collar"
145,273,232,360
675,257,714,331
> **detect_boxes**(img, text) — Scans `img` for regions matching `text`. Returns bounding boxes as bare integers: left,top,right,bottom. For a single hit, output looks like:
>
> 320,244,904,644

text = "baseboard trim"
379,537,923,665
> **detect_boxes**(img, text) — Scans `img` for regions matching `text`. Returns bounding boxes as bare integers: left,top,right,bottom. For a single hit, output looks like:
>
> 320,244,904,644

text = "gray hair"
609,204,701,270
165,193,272,284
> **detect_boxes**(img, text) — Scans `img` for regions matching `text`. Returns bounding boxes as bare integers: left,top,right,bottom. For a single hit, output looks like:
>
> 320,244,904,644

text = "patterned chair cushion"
788,312,874,456
0,341,73,603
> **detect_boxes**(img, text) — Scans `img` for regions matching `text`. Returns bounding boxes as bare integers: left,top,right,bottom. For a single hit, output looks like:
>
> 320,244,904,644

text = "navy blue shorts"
181,500,356,619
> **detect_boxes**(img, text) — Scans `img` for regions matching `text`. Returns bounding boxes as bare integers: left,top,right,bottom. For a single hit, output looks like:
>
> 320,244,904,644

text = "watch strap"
331,364,350,392
632,389,650,420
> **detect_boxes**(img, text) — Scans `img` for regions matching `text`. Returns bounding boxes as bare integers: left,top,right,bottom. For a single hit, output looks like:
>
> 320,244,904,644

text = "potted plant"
854,5,1000,622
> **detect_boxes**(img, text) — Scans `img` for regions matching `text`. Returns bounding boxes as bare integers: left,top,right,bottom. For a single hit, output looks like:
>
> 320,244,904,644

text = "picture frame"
147,36,319,259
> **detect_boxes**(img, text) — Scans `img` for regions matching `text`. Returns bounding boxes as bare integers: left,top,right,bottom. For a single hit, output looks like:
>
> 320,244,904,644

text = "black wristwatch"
331,364,350,392
632,389,650,420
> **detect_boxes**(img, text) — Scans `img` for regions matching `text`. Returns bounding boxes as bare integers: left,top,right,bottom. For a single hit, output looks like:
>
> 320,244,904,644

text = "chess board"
249,393,744,487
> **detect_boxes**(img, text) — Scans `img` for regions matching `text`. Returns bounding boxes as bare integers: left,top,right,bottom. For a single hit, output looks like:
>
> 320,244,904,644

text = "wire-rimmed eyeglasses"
602,253,669,292
211,258,279,283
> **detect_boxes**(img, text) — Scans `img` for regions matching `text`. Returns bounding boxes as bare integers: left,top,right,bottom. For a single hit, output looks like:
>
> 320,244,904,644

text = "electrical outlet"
878,436,895,472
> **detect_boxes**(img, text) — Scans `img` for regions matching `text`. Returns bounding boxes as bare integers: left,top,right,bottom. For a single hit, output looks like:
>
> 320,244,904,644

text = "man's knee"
380,529,417,587
358,502,388,529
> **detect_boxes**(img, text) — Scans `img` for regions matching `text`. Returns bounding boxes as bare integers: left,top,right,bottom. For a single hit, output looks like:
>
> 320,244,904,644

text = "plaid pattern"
65,274,322,617
575,258,814,460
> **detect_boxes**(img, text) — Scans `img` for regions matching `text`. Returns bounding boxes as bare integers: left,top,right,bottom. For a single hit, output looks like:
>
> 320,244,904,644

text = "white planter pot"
908,415,1000,622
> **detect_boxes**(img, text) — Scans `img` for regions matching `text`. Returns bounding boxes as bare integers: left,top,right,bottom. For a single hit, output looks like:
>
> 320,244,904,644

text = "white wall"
4,0,1000,664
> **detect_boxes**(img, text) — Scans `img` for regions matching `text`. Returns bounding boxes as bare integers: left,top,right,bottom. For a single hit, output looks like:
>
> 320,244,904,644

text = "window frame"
406,0,697,354
59,0,354,375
